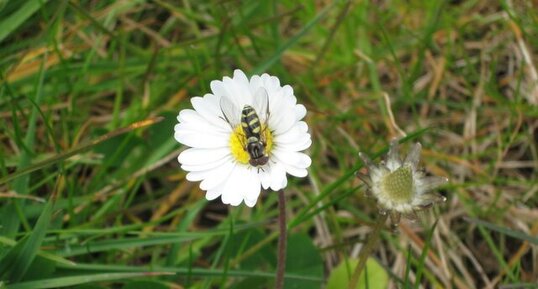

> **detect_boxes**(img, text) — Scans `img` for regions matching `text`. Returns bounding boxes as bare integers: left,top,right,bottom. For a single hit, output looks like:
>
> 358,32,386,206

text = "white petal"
199,159,235,191
282,85,295,100
220,164,242,205
211,79,244,110
284,166,308,178
259,164,273,190
174,130,228,149
174,109,230,148
416,176,449,194
243,168,262,207
252,87,270,122
274,124,305,143
260,74,272,88
274,124,311,152
210,80,226,98
405,143,422,169
276,137,311,152
191,94,230,130
206,189,221,201
296,121,309,132
294,104,307,121
269,162,287,191
269,100,296,135
386,139,402,171
249,75,262,95
181,155,229,172
271,150,311,178
279,174,288,189
178,147,230,166
272,149,311,169
186,171,206,182
244,198,257,207
267,88,285,122
270,76,281,90
174,120,227,135
223,76,250,108
184,156,233,183
273,156,309,177
233,69,252,97
176,109,196,123
359,152,388,182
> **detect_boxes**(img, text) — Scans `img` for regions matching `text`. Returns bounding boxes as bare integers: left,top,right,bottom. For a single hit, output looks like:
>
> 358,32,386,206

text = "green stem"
275,189,287,289
348,213,388,289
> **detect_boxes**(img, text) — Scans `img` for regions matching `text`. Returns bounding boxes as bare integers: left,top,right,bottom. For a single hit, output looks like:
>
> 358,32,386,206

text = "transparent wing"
253,87,270,124
219,94,242,128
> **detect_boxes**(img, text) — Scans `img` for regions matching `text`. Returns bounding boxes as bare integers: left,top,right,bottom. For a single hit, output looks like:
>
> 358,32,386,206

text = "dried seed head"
358,140,448,227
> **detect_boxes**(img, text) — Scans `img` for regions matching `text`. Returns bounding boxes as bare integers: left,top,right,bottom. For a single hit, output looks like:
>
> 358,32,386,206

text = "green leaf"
17,256,56,281
227,226,274,269
284,233,324,289
229,277,266,289
326,258,388,289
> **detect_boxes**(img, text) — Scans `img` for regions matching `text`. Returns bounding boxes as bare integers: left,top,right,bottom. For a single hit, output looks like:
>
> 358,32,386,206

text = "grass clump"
1,1,537,288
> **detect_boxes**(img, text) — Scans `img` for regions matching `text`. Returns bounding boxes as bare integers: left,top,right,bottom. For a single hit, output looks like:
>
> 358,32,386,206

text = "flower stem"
275,189,287,289
348,213,388,289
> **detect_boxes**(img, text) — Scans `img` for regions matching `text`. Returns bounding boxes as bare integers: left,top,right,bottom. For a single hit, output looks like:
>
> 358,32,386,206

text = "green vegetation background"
0,0,537,288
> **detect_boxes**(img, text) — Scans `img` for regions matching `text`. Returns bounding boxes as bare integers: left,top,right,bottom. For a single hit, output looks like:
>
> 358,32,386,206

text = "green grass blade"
252,3,333,74
55,263,324,282
465,217,538,245
0,236,75,266
56,234,200,257
8,272,174,289
0,117,163,185
0,191,54,281
1,54,47,237
476,222,517,281
498,283,538,289
413,221,438,289
0,0,50,43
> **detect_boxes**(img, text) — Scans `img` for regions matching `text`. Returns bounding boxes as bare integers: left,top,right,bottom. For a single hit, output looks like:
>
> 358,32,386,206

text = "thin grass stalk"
348,213,388,289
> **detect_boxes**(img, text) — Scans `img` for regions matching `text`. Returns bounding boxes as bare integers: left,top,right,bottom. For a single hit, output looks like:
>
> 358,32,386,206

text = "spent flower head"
357,139,448,227
174,69,312,207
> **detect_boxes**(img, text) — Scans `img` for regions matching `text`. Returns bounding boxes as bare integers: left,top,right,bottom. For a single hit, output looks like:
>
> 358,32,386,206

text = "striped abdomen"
241,105,268,167
241,105,261,142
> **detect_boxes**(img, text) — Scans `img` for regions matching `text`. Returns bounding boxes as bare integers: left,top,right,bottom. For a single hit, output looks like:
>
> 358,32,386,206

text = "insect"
220,88,270,167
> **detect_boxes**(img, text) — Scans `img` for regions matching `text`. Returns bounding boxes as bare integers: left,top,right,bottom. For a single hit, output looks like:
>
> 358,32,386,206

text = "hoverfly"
220,88,271,167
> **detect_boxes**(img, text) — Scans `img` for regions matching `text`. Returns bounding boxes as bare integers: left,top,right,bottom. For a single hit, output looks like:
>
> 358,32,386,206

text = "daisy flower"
174,69,312,207
357,140,448,226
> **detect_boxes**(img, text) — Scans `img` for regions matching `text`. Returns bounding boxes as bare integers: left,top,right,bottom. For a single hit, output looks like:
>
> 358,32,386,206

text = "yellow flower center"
381,166,414,204
229,124,273,164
